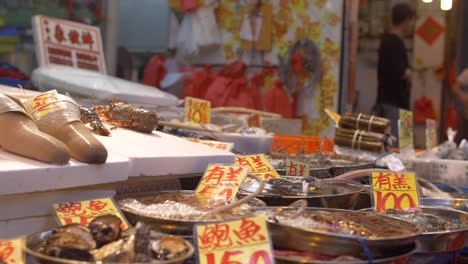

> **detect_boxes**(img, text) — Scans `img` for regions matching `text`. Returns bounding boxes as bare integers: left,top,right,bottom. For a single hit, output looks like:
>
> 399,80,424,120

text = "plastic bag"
181,67,214,99
177,14,198,56
142,55,167,89
262,80,293,118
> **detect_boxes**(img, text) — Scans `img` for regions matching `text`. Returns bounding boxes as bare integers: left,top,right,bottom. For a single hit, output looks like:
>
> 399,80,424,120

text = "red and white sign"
32,15,106,73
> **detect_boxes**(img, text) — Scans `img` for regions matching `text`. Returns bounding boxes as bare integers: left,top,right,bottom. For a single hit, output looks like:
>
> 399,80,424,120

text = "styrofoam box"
404,157,468,186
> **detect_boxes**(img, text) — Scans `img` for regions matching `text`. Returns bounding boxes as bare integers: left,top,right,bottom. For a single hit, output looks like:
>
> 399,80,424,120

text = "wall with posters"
190,0,344,136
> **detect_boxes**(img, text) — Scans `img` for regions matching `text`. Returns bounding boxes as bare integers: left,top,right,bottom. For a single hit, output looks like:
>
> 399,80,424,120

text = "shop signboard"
371,171,419,212
285,158,310,177
32,15,107,73
185,97,211,125
195,216,274,264
0,237,25,264
53,197,129,230
195,164,249,200
235,154,280,180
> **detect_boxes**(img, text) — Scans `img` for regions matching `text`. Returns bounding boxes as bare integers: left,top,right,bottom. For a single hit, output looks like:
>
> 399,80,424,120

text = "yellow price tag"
186,138,235,152
24,90,67,119
53,197,130,230
195,164,249,200
285,158,310,177
196,216,274,264
371,172,419,212
0,237,25,264
235,154,280,180
185,97,211,125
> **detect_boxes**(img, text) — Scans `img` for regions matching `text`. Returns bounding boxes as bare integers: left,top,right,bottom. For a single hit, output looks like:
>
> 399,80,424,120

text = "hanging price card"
185,97,211,125
196,164,249,200
285,158,310,177
426,119,437,150
398,109,414,156
186,138,235,152
371,172,419,212
235,154,280,180
195,216,274,264
53,197,129,230
0,238,25,264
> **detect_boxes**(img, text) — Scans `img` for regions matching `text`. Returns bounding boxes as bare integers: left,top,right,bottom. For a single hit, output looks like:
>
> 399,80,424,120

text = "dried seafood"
79,105,110,136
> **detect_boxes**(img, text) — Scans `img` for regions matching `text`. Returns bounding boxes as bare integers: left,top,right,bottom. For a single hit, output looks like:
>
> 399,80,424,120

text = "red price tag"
185,97,211,125
371,172,419,212
235,154,280,180
196,216,274,264
53,198,130,230
196,165,249,200
285,158,310,177
0,238,24,264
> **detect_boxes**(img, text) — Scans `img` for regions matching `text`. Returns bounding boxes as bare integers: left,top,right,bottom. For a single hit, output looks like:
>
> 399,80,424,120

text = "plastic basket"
272,135,334,154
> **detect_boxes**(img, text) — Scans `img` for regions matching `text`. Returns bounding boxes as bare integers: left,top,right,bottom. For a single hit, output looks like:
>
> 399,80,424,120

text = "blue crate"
0,78,29,88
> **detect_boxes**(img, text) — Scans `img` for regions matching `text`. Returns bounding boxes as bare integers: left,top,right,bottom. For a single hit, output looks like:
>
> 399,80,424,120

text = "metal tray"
117,191,266,235
275,167,332,179
24,230,195,264
255,207,421,258
239,177,365,209
275,243,417,264
419,198,468,213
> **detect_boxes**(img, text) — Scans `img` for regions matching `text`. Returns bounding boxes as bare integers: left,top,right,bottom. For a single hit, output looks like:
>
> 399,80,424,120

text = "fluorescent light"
441,0,452,10
422,0,432,3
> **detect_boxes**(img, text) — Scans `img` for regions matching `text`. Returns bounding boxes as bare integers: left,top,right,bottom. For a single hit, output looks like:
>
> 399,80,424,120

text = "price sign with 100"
371,171,419,212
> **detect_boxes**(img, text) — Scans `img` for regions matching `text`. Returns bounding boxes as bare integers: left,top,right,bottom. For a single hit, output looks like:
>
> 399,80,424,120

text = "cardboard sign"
196,216,274,264
23,90,67,119
371,172,419,212
0,238,25,264
32,15,107,73
426,119,437,150
235,154,280,180
186,138,235,152
53,198,129,229
196,164,249,200
398,109,414,156
285,158,310,177
185,97,211,125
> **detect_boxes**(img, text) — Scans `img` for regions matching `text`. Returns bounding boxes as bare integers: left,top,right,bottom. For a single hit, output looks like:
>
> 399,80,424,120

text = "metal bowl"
239,177,365,209
255,207,421,258
275,243,417,264
117,191,266,235
419,198,468,213
275,167,332,179
24,230,195,264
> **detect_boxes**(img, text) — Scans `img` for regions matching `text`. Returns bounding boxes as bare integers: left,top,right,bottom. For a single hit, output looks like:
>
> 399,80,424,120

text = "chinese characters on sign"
196,165,249,200
235,154,280,180
0,238,24,264
24,90,66,119
285,158,310,177
185,97,211,125
398,109,414,156
53,198,129,230
33,15,106,73
186,138,235,152
371,172,419,212
196,216,274,264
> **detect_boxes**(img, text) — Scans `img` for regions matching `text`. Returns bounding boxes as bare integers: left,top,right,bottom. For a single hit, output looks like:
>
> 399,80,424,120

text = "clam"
152,236,188,260
88,215,122,248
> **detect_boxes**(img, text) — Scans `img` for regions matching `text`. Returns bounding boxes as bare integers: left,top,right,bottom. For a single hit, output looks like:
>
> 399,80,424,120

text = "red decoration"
416,17,445,46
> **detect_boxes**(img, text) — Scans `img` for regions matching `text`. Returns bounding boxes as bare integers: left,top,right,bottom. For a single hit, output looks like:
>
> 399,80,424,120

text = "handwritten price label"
24,90,67,119
0,238,24,264
196,216,274,264
185,97,211,125
53,198,129,230
285,159,310,177
235,154,280,180
186,138,235,152
196,165,249,200
399,109,414,156
371,172,419,212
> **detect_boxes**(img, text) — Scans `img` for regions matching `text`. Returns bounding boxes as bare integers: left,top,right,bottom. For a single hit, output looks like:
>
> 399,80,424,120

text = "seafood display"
255,207,420,258
26,215,193,263
93,99,159,133
118,191,265,235
0,93,70,165
79,105,110,136
383,208,468,233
